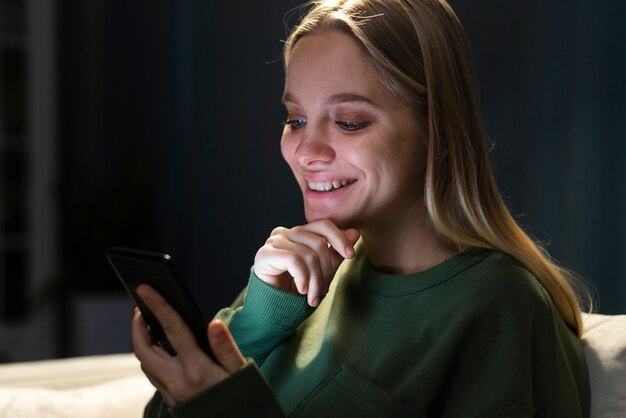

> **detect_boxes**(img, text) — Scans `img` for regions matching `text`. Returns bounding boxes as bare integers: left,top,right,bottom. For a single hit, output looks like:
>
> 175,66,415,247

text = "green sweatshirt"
145,247,590,417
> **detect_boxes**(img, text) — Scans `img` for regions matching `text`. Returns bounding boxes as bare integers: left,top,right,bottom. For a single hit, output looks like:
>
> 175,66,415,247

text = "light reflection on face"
281,31,426,231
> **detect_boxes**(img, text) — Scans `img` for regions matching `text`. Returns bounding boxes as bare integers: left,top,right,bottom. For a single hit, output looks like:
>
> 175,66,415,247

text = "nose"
294,128,335,166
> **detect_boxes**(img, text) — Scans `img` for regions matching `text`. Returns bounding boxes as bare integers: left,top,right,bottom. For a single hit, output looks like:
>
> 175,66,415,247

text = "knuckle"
284,251,302,266
255,246,276,264
265,235,282,247
302,249,317,266
311,235,329,253
270,226,287,236
255,244,270,259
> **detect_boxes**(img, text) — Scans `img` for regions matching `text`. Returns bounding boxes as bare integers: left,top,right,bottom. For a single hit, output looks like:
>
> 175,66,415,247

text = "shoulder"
451,249,552,314
422,250,589,416
432,249,562,343
433,250,565,358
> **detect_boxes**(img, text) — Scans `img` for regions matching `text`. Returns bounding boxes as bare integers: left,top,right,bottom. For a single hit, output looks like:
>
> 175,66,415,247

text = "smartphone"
106,246,216,362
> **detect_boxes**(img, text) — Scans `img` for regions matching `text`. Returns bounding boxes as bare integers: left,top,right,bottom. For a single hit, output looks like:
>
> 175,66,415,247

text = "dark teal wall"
61,1,625,318
454,0,626,313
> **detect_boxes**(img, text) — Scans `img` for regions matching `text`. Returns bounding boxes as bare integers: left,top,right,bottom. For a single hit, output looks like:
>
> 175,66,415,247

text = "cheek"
369,137,424,190
280,135,293,162
280,135,300,172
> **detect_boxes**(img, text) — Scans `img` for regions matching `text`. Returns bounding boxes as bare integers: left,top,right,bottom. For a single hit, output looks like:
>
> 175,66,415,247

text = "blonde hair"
284,0,587,337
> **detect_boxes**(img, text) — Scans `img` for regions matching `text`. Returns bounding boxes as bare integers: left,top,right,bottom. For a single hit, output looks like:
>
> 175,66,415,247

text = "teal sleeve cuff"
219,271,315,365
245,270,315,327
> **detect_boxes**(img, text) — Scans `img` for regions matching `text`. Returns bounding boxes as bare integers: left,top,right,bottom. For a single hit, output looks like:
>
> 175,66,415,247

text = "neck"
360,208,458,275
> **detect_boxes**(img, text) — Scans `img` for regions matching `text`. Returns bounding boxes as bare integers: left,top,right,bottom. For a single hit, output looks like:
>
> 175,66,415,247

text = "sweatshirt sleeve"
214,271,314,365
143,360,286,418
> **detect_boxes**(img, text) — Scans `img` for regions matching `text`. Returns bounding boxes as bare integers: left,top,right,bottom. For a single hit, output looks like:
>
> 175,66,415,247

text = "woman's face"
281,31,426,231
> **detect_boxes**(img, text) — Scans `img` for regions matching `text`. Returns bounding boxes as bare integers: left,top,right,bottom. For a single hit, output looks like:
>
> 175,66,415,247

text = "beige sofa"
581,313,626,417
0,353,154,417
0,313,623,417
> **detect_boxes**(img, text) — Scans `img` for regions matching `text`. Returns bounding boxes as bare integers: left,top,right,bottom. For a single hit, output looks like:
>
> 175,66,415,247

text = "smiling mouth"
307,179,356,192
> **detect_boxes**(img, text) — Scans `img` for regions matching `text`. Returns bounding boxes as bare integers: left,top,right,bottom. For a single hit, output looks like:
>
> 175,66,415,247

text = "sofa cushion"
582,313,626,418
0,353,145,389
0,353,154,418
0,375,154,418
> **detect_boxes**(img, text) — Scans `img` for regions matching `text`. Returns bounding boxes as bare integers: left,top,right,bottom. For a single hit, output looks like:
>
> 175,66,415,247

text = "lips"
307,179,356,192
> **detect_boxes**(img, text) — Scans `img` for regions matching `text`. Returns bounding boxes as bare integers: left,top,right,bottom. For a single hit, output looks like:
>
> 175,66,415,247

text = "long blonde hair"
284,0,587,337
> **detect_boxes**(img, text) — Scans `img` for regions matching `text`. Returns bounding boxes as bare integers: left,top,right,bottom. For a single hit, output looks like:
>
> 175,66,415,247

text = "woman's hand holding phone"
253,220,360,307
132,284,245,407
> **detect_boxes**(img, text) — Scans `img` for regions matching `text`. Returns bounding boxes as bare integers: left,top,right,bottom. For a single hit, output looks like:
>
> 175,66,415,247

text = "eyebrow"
282,92,378,107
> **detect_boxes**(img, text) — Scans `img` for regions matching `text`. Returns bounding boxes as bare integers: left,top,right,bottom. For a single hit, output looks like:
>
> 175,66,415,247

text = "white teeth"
307,179,354,192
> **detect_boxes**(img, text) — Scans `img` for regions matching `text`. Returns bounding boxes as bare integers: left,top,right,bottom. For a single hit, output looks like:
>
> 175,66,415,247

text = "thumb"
208,320,245,374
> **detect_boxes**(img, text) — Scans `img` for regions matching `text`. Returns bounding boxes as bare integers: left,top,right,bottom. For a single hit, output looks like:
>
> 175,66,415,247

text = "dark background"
1,0,625,361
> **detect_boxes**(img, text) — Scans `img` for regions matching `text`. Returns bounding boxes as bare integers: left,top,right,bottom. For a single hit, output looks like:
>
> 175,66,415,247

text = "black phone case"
106,246,216,362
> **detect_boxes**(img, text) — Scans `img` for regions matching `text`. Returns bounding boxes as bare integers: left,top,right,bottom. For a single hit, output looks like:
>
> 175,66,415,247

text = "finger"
132,308,176,402
269,233,333,306
344,228,361,249
132,308,152,354
135,284,198,357
300,220,358,259
279,229,334,280
324,228,360,273
257,223,359,305
255,244,314,295
208,320,245,374
272,242,324,306
132,309,174,364
267,224,359,304
307,273,322,307
288,225,360,305
273,239,325,298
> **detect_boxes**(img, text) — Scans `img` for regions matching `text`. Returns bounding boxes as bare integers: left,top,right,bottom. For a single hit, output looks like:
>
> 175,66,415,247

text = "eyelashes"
335,121,370,132
283,118,307,129
282,118,370,132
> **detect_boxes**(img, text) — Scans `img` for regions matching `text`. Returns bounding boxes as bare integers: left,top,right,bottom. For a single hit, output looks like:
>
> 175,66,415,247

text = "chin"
304,211,360,230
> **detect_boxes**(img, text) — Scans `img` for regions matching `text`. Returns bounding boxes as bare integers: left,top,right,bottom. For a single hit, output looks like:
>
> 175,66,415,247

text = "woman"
133,0,590,416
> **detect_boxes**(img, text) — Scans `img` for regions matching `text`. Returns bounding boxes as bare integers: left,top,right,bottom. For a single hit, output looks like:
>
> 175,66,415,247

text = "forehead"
283,31,388,105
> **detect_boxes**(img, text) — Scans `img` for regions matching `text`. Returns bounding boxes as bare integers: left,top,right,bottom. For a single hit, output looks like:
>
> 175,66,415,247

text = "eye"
336,120,370,132
283,118,307,130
